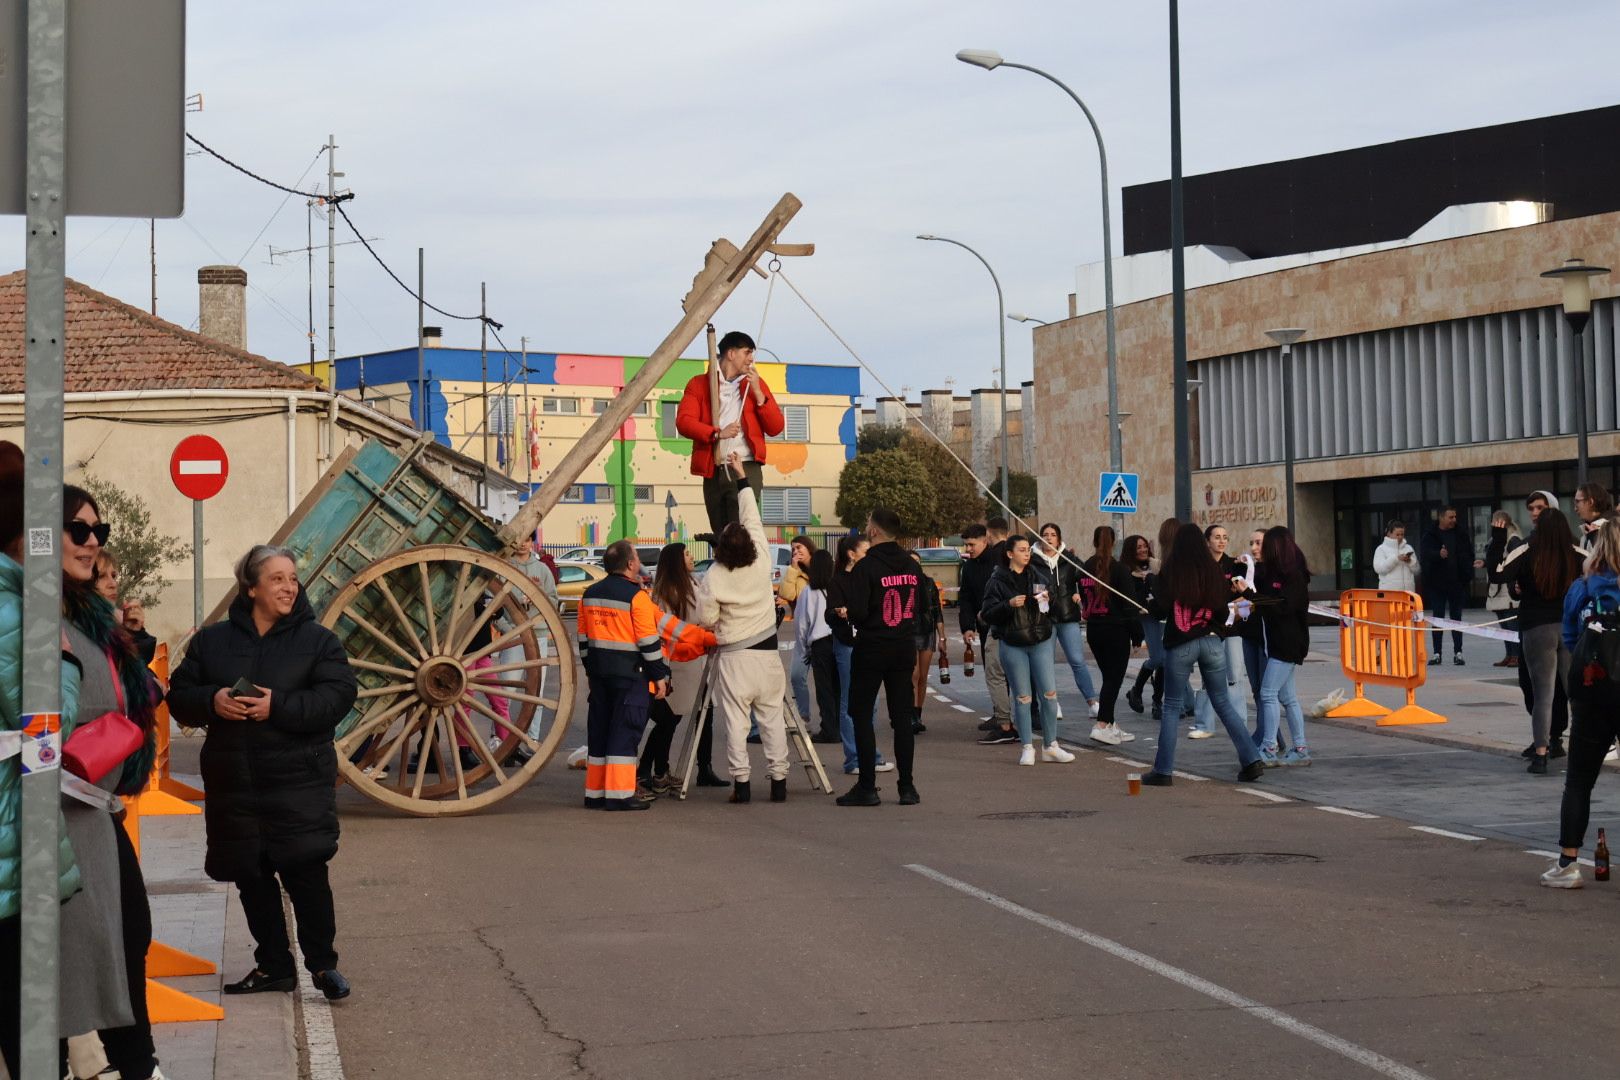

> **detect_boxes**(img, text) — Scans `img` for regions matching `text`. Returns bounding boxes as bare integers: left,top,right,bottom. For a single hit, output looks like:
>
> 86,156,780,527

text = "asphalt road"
321,638,1620,1079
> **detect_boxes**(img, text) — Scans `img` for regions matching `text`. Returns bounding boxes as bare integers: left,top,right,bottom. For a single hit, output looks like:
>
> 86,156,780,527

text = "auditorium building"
1033,104,1620,595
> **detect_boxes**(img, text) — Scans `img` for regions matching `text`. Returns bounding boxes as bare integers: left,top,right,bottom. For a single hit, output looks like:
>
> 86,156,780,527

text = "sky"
6,0,1616,402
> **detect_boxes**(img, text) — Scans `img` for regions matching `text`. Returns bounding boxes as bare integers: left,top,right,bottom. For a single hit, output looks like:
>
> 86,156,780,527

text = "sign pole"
19,0,69,1074
193,498,203,629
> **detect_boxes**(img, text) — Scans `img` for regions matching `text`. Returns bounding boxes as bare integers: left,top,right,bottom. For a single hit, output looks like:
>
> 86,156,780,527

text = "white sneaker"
1110,725,1136,743
1187,729,1215,740
1018,744,1036,766
1042,742,1076,763
1055,702,1064,720
566,745,589,769
1089,723,1122,746
874,761,896,773
1089,700,1101,719
1540,860,1584,889
361,763,389,783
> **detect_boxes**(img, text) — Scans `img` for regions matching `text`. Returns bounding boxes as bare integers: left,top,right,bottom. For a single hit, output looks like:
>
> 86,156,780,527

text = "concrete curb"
1309,711,1620,770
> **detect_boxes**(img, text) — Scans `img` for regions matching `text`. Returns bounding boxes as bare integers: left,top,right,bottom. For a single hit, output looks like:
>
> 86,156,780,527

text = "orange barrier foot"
1379,704,1448,726
146,979,224,1023
130,789,203,817
148,940,217,978
1327,696,1391,719
158,776,206,801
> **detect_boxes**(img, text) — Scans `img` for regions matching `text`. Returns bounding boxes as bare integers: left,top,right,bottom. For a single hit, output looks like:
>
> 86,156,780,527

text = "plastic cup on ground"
1127,773,1141,796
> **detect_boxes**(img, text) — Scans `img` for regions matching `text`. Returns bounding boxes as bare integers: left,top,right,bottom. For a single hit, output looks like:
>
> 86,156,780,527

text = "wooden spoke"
452,705,510,786
469,655,561,676
344,610,422,668
336,692,420,754
461,696,529,766
450,580,516,657
477,684,561,711
410,714,442,800
417,561,440,654
350,657,418,679
442,561,477,655
444,709,469,800
356,681,415,701
460,612,552,667
375,574,429,660
373,704,430,779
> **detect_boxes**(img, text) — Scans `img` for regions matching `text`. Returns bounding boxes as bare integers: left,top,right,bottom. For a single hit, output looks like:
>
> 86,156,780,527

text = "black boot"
770,777,787,802
695,765,728,787
898,782,920,805
836,783,881,807
912,707,926,735
729,780,751,804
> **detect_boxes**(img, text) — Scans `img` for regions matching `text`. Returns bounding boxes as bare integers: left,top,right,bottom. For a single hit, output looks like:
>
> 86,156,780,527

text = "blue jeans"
1256,658,1306,753
1001,636,1059,746
1140,618,1165,673
834,638,884,771
1051,620,1098,701
1153,636,1261,775
791,641,811,720
1191,636,1249,733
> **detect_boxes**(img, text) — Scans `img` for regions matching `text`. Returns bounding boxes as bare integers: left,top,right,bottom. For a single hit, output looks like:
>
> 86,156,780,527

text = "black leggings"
640,698,680,777
1559,702,1620,851
99,818,157,1079
1087,623,1133,725
808,636,841,738
848,639,917,788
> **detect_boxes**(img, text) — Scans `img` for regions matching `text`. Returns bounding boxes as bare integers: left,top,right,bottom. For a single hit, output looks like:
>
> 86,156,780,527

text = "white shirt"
716,373,753,464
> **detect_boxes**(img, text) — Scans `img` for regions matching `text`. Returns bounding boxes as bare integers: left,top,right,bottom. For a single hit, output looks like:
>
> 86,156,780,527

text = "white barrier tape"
1307,604,1520,644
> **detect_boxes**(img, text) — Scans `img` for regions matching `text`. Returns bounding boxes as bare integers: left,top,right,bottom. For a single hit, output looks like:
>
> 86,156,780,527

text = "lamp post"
1265,327,1307,534
1007,313,1048,326
918,233,1008,507
1540,258,1610,488
955,49,1122,501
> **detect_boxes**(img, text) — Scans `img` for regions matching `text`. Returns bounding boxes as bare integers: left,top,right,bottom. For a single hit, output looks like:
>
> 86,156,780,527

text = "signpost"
6,7,184,1071
1099,471,1140,514
171,435,228,628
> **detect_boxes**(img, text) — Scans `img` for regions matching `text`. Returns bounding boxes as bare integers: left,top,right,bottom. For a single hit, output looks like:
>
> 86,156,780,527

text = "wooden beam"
499,192,804,546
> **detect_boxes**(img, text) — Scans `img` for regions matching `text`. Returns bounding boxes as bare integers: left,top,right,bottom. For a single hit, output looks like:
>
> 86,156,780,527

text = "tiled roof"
0,270,320,393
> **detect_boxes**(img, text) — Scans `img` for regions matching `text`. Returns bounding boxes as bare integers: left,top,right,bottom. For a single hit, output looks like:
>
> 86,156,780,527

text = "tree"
856,423,905,455
835,448,936,534
899,431,982,541
82,473,194,608
984,469,1038,523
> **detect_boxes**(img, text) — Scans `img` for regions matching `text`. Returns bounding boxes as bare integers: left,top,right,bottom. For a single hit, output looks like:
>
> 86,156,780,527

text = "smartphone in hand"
229,676,257,698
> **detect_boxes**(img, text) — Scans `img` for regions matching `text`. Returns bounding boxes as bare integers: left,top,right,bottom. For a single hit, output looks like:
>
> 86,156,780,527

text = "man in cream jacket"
695,453,790,803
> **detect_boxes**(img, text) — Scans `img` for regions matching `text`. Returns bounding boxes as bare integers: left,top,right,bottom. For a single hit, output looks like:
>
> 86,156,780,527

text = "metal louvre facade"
1198,297,1619,469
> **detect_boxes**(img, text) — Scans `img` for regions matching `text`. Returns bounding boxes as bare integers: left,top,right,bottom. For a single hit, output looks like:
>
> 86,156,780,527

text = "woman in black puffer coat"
169,544,358,1002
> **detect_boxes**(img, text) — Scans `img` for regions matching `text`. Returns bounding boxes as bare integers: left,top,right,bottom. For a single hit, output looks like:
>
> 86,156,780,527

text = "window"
556,565,588,584
560,485,585,503
660,400,681,439
592,398,652,416
633,485,653,502
541,397,579,415
760,487,812,524
768,404,811,442
490,396,517,435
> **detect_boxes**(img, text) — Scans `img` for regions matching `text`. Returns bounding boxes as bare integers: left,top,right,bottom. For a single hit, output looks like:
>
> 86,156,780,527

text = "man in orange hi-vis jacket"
577,540,670,811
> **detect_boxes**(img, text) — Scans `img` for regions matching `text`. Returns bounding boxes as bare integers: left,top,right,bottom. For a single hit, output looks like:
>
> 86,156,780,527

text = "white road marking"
905,864,1436,1080
1316,806,1379,820
934,694,953,703
1525,848,1596,868
1237,788,1292,803
289,903,345,1080
1105,756,1152,769
1408,825,1486,842
951,704,975,714
1170,770,1210,782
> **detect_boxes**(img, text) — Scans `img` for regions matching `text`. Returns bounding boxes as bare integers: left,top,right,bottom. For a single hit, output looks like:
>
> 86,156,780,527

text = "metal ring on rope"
767,255,783,273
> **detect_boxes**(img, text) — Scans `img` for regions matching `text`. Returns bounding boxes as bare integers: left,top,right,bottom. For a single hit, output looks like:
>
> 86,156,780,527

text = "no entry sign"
170,435,229,501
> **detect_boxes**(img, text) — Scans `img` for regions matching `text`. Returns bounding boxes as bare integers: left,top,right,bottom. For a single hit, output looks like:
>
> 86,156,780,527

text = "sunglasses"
65,521,111,546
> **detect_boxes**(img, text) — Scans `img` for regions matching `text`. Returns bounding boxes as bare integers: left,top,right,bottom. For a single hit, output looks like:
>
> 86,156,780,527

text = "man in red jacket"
675,331,785,534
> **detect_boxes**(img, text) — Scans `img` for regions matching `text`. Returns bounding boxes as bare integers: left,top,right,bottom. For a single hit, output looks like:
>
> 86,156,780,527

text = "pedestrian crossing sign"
1098,472,1139,513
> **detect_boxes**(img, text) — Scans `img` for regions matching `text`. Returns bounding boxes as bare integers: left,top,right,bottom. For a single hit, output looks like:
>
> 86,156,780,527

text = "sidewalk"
140,742,300,1080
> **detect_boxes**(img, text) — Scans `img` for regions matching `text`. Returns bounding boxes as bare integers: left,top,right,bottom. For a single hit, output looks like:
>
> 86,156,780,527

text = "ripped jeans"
999,635,1060,747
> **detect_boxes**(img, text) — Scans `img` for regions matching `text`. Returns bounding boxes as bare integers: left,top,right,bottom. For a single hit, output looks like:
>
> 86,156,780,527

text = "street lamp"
1265,327,1307,534
918,233,1008,507
956,48,1121,503
1007,313,1048,326
1540,258,1610,488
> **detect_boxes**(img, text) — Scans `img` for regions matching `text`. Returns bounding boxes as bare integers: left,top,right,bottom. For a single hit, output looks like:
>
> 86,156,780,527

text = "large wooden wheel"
321,544,575,816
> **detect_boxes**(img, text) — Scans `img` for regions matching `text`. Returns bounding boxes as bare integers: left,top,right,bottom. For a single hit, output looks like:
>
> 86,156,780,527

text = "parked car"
557,544,662,585
689,545,792,588
553,561,607,614
557,546,609,565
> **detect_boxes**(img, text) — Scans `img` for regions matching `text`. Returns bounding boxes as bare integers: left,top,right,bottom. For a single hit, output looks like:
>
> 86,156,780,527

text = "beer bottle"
938,641,951,684
963,638,976,677
1597,829,1611,882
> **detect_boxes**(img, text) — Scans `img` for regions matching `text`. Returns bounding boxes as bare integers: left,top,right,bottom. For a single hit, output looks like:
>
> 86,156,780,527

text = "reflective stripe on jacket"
578,574,671,683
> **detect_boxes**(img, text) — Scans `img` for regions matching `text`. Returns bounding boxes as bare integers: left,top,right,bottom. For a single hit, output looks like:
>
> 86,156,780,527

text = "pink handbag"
63,651,143,784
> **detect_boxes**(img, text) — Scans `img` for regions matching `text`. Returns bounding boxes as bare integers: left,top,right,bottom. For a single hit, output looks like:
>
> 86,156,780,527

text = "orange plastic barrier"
1326,589,1446,727
123,644,223,1023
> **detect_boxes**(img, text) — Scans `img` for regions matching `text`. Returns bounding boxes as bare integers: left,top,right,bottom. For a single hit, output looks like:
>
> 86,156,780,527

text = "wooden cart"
204,194,807,816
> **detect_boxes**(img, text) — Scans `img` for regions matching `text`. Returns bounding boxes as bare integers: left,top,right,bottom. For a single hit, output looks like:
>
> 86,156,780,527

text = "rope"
756,267,777,344
771,269,1146,614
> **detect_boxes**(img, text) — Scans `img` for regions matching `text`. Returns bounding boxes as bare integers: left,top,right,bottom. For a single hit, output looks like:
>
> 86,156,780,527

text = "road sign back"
1098,472,1139,514
170,435,229,501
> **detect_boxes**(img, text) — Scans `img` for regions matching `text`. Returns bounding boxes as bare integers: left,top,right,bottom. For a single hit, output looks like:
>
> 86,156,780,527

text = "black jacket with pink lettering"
844,541,921,647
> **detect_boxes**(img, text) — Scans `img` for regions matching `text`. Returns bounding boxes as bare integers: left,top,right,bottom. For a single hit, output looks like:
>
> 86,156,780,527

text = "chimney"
197,265,247,351
421,326,443,348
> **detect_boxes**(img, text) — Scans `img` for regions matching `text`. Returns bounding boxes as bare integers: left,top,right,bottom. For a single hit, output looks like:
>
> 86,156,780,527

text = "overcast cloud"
5,0,1614,399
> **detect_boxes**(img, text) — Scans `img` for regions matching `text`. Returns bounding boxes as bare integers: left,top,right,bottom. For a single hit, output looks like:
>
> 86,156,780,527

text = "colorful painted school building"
302,337,862,544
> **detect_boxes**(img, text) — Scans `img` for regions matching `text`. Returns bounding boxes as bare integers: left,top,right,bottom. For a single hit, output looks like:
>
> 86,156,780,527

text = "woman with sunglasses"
58,486,165,1080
